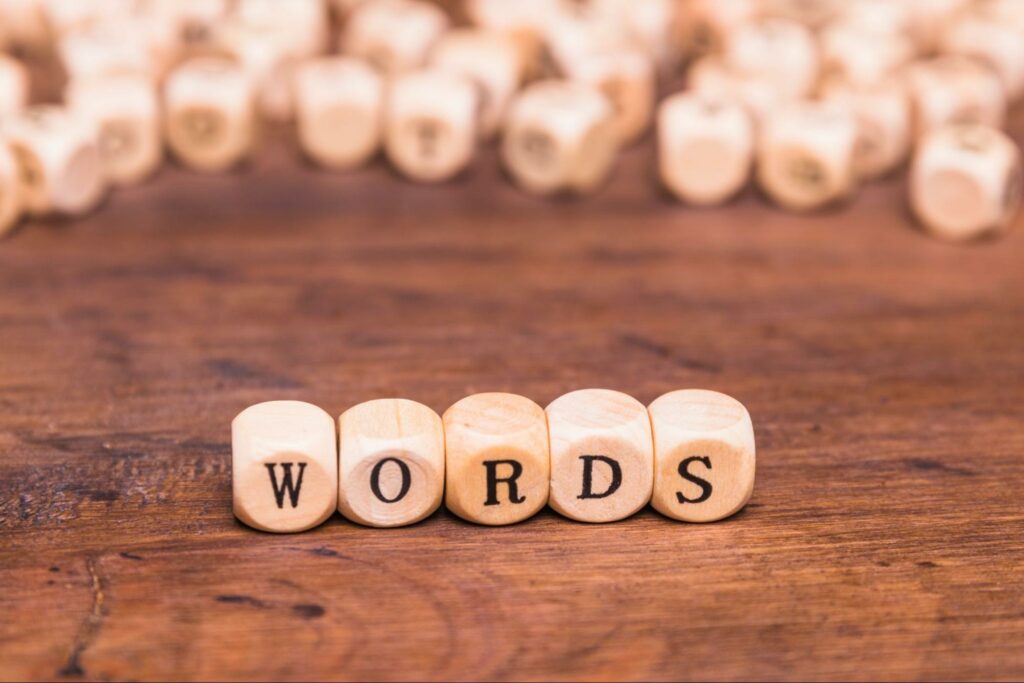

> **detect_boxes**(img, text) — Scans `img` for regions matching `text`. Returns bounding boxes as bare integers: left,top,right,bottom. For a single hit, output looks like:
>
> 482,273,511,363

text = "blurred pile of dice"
0,0,1021,242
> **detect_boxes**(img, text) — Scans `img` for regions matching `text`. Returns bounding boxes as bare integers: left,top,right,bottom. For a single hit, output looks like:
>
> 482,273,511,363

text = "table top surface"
2,104,1023,682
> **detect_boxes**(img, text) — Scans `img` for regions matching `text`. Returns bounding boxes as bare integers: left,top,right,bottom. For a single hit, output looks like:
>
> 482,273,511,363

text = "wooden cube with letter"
648,389,755,523
443,392,549,525
232,400,338,533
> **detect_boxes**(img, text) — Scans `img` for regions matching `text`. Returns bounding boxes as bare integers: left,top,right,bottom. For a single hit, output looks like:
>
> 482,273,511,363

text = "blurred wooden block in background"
163,57,256,173
385,68,478,182
444,392,549,526
906,56,1007,137
547,389,654,523
294,56,384,170
232,400,338,533
338,398,445,528
429,28,523,139
648,389,756,523
757,101,858,211
4,105,107,217
911,123,1022,241
340,0,449,75
501,79,618,196
819,76,911,181
563,48,656,145
658,92,754,206
66,74,162,187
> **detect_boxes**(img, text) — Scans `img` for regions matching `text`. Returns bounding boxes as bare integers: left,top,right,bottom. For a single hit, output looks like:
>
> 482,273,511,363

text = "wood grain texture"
1,101,1024,680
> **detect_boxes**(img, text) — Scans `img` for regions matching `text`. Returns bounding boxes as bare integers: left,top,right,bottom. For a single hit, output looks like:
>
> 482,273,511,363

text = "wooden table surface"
2,105,1024,682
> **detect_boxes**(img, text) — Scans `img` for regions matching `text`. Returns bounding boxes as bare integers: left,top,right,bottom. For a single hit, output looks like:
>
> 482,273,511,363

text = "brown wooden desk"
2,110,1023,681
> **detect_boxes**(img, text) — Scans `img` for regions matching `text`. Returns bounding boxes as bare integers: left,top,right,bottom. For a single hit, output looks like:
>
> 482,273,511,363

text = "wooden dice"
0,54,28,117
547,389,653,523
502,80,619,196
757,102,858,211
724,18,819,99
294,57,384,170
385,69,478,183
338,398,445,528
4,105,107,217
905,57,1007,137
648,390,755,523
910,124,1022,241
232,400,338,533
658,92,754,206
163,57,256,172
429,28,522,139
941,12,1024,101
0,142,24,237
563,48,656,145
66,75,162,187
819,77,911,181
443,393,549,525
340,0,449,75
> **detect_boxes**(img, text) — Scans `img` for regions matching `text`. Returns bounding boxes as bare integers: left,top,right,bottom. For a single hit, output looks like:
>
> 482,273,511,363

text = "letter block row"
231,389,756,533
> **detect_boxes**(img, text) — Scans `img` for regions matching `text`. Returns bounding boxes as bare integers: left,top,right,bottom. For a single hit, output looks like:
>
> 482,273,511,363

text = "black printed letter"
370,457,412,504
265,462,307,509
676,456,712,504
578,455,622,499
483,460,526,506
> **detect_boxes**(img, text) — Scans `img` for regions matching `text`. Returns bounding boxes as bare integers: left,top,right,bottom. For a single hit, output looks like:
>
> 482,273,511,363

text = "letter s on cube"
232,400,338,533
443,392,549,525
648,390,755,522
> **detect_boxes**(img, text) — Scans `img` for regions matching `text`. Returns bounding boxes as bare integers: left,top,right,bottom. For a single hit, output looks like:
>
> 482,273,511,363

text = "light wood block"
0,55,28,117
294,56,383,170
215,21,299,123
57,20,158,84
757,101,858,211
941,13,1024,101
163,57,256,172
905,56,1006,137
4,105,107,217
338,398,444,528
463,0,550,79
0,142,24,237
232,400,337,533
429,28,522,139
819,19,913,88
564,48,655,145
910,123,1022,242
820,76,911,181
724,18,819,99
385,69,478,183
340,0,449,76
234,0,329,58
687,57,790,127
444,392,549,525
501,79,618,196
658,92,753,206
546,389,653,523
676,0,761,57
66,74,162,187
648,389,755,523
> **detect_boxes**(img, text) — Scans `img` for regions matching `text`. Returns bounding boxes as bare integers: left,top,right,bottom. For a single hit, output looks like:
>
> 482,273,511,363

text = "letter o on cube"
546,389,654,523
648,389,755,522
444,392,549,525
338,398,445,528
232,400,338,533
